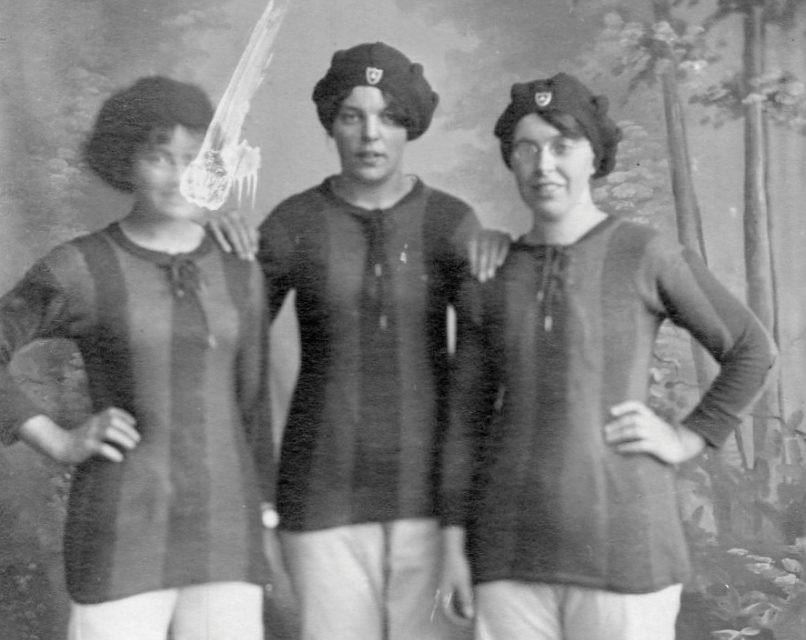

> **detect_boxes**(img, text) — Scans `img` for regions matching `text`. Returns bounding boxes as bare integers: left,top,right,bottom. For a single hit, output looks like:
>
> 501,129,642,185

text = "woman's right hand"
438,525,475,626
66,407,139,463
19,408,139,465
207,209,259,261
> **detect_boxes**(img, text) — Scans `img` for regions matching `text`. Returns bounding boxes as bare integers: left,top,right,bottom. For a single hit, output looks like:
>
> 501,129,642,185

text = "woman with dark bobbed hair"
440,73,776,640
0,76,273,640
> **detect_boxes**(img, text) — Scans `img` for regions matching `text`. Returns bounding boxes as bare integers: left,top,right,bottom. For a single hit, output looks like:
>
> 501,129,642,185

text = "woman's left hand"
604,400,706,465
207,208,259,261
468,229,510,283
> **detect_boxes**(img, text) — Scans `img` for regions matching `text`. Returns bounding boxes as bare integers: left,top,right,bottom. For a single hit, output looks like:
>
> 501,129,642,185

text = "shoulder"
419,183,480,248
5,229,112,309
213,240,263,279
421,183,476,220
36,227,117,280
603,219,685,270
209,243,265,310
609,218,663,249
261,182,330,230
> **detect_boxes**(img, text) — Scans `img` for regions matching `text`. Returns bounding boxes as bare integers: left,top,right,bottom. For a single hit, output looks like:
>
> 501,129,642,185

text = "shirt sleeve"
0,254,77,444
256,207,296,320
426,198,490,525
440,275,498,526
648,238,777,447
236,262,275,503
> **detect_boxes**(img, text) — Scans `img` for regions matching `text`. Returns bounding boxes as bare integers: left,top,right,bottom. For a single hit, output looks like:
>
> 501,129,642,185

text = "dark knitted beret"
312,42,439,141
494,73,622,179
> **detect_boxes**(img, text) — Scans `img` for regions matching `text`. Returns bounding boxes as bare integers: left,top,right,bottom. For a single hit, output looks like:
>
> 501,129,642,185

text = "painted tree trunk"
743,1,779,464
651,0,749,540
651,0,713,386
651,2,741,477
657,63,716,362
656,64,709,259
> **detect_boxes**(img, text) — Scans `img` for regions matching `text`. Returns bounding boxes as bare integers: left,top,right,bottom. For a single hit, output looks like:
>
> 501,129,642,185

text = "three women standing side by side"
3,38,773,640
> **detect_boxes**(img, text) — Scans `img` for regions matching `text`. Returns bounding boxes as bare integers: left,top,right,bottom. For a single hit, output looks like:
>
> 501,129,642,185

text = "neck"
333,173,413,210
524,196,607,246
119,206,206,254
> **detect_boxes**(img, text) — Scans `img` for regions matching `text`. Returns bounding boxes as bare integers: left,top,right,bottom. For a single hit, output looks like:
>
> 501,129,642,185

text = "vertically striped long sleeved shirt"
257,178,479,531
0,224,273,603
443,216,776,593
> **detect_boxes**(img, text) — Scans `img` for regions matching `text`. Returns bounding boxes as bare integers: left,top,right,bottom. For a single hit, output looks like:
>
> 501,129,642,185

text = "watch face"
262,505,280,529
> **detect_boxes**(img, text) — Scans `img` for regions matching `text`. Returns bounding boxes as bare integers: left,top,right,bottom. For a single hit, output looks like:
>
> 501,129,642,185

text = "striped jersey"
0,223,273,603
257,177,479,531
443,216,776,593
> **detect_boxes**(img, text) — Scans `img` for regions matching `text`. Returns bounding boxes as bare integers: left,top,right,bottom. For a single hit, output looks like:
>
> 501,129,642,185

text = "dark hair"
318,87,413,135
84,76,214,192
312,42,438,141
494,74,622,179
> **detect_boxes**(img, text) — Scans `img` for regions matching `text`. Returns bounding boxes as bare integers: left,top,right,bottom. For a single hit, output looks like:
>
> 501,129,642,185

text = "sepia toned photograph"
0,1,804,638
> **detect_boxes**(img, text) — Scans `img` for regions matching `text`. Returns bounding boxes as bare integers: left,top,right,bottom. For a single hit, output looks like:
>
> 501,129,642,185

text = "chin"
355,171,391,186
529,202,566,220
162,206,204,222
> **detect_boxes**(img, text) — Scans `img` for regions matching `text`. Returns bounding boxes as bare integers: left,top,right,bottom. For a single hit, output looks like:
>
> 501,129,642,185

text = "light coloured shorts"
67,580,263,640
475,580,682,640
280,518,470,640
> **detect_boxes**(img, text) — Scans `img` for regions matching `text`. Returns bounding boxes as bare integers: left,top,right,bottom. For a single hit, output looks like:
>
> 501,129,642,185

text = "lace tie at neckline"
160,256,202,299
535,245,571,332
361,211,393,331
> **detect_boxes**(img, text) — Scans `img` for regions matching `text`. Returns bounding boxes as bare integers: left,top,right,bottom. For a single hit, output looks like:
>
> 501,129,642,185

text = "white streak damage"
181,0,289,211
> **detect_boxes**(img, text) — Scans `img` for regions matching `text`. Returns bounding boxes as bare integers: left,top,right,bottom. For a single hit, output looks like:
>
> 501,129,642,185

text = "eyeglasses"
511,138,580,163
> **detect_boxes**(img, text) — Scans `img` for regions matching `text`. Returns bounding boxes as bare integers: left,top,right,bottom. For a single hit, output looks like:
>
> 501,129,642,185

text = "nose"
361,115,380,141
168,162,186,186
173,157,195,183
535,146,556,174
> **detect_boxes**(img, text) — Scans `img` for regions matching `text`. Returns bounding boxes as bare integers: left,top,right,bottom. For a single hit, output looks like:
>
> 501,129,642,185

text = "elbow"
761,344,779,391
755,324,779,388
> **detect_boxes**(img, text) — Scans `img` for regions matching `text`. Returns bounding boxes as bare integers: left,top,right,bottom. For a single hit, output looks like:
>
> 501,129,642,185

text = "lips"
356,150,386,163
532,183,563,197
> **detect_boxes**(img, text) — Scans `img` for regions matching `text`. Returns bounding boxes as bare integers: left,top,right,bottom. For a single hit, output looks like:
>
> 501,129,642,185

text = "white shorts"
280,518,470,640
67,581,263,640
475,580,682,640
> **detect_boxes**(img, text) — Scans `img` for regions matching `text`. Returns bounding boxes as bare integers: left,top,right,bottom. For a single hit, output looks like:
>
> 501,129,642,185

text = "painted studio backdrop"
1,0,806,638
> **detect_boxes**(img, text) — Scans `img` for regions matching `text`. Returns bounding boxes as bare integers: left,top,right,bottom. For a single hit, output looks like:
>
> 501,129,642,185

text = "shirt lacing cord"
534,246,572,332
159,257,216,348
361,211,394,331
161,256,202,299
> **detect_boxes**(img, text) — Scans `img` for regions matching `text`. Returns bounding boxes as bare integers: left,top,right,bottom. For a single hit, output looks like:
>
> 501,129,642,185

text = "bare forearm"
18,408,139,464
17,414,72,462
439,524,474,622
443,525,467,555
676,423,707,463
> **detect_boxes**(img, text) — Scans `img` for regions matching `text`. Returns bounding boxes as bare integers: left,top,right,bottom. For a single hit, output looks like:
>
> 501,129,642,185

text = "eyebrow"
514,134,572,143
